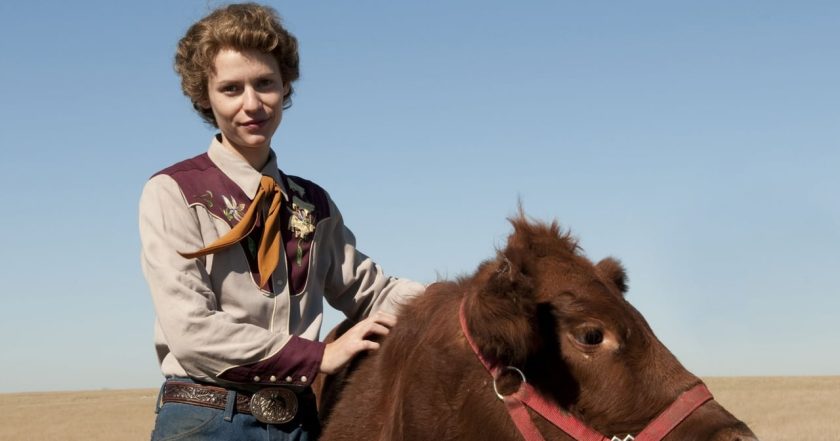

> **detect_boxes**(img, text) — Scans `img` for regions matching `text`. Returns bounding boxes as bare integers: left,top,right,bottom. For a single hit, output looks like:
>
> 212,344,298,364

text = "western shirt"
139,137,423,391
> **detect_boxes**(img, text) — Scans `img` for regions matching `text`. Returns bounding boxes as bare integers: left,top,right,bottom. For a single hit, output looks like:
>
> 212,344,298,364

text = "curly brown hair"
174,3,300,127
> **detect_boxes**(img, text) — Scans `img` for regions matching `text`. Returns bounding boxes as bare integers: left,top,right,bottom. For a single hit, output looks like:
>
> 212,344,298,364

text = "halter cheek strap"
458,300,713,441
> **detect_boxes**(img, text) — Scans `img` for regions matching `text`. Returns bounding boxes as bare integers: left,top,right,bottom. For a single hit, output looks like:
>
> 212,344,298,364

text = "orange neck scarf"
179,175,283,288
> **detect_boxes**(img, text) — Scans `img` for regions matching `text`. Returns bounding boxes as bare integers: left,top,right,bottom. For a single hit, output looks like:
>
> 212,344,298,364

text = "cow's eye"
576,328,604,346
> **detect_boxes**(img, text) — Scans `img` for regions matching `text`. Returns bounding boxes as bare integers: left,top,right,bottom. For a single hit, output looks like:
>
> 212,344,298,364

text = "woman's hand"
320,311,397,375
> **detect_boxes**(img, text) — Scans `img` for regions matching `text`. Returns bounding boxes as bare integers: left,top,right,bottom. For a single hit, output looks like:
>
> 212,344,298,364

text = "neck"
219,135,271,170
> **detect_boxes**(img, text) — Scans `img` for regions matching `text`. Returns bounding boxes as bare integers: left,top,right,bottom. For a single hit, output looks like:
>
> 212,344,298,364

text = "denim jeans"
151,377,321,441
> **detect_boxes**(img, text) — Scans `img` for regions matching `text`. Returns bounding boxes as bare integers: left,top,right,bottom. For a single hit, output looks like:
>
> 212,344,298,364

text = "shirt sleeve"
319,196,426,322
139,174,324,387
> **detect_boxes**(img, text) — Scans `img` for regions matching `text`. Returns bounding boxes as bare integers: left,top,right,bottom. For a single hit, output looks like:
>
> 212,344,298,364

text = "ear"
465,247,539,367
196,98,211,110
596,257,628,295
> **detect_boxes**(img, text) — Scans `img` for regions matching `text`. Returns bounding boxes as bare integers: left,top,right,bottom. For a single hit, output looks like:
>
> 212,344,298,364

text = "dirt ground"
0,376,837,440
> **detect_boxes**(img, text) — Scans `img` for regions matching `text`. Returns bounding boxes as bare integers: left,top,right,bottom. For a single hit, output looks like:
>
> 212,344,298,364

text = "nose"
710,425,759,441
242,87,263,112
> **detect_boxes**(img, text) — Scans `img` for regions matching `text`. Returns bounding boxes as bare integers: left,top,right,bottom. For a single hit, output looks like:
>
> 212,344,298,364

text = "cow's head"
464,216,756,440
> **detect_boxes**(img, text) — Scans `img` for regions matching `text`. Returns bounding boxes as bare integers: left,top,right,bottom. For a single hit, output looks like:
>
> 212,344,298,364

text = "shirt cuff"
218,336,326,387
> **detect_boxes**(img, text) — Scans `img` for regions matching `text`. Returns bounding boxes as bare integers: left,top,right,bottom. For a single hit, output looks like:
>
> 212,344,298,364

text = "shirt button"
300,376,307,383
253,376,261,382
285,376,293,382
269,375,277,382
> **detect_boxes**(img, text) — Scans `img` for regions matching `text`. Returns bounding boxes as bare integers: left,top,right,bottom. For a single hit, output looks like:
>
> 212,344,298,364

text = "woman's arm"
318,196,425,322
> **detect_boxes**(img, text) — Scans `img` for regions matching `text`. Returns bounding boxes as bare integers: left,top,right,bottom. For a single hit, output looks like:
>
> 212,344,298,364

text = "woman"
139,3,423,440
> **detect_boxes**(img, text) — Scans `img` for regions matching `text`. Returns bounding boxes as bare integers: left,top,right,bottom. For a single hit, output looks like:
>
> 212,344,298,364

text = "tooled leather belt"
162,381,300,424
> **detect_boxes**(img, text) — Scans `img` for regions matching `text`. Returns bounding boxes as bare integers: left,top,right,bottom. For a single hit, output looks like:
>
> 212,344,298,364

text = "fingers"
319,311,398,374
347,311,396,339
358,340,380,352
365,322,391,339
367,310,397,328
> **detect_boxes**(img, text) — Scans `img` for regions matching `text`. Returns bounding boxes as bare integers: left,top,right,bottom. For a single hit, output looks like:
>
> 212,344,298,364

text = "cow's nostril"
711,425,759,441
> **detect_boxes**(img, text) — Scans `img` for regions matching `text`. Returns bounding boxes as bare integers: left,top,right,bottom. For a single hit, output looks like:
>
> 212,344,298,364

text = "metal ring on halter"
492,366,527,401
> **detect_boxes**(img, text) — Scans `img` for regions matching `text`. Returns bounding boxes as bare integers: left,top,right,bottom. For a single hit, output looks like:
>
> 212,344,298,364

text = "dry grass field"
703,376,840,440
0,376,837,440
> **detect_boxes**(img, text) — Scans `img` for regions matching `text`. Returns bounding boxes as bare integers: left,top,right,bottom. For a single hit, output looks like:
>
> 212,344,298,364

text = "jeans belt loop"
155,382,166,414
223,389,237,422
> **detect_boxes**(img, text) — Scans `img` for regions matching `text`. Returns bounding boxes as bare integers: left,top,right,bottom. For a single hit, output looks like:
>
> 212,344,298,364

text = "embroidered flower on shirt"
289,203,315,240
197,190,214,208
222,195,245,222
289,203,315,267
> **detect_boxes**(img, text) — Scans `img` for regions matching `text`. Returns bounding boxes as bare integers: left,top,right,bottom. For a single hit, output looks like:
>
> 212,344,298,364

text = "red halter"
458,300,713,441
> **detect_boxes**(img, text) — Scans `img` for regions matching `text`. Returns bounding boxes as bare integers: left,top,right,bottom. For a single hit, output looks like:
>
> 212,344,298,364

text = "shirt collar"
207,135,289,201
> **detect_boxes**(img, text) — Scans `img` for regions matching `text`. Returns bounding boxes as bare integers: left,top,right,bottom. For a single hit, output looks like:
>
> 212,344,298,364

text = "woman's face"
204,48,286,156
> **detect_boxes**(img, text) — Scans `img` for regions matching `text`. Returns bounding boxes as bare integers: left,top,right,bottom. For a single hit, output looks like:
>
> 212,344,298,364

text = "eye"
220,84,240,94
256,78,275,88
575,328,604,346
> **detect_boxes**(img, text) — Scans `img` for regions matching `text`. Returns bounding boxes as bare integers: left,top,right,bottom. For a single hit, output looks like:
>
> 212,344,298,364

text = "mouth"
240,118,269,130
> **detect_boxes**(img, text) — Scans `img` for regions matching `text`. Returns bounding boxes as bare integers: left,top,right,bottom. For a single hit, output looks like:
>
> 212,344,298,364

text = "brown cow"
317,216,758,441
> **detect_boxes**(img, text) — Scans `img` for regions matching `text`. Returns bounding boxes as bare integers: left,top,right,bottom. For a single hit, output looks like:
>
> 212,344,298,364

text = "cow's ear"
596,257,628,295
465,243,539,367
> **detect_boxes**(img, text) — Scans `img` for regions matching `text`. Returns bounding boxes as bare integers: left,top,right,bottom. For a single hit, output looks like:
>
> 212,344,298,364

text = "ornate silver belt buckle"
250,387,298,424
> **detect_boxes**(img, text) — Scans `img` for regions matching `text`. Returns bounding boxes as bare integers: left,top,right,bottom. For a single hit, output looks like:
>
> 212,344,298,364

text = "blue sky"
0,1,837,393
